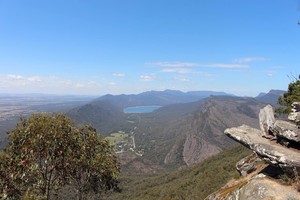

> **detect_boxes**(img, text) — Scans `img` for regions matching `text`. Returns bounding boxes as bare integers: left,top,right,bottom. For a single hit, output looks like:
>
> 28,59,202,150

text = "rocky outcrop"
225,125,300,169
207,104,300,199
258,103,300,143
225,104,300,171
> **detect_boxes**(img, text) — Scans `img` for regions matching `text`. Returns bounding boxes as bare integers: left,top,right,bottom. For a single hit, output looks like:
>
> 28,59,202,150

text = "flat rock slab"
225,125,300,168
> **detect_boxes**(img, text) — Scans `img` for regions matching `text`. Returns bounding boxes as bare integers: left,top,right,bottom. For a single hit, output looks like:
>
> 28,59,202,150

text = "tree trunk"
77,187,83,200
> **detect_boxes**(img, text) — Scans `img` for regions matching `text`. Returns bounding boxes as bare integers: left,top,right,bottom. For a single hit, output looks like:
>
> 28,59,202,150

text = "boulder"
288,102,300,123
259,105,275,138
236,153,261,176
292,102,300,112
274,120,300,143
288,112,300,123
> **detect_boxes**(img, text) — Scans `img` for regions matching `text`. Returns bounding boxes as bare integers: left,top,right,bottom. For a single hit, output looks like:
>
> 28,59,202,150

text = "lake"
123,106,162,113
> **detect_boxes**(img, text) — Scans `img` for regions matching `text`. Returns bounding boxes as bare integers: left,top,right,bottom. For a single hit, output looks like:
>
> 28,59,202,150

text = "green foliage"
105,145,251,200
68,125,120,199
0,113,120,200
276,75,300,115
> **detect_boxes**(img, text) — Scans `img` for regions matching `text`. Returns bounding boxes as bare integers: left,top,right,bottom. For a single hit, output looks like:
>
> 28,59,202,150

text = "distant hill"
94,90,233,108
67,100,127,134
256,92,267,98
255,89,285,106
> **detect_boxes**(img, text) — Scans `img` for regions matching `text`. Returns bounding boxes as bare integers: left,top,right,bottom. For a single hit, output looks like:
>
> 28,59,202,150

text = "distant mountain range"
67,89,285,171
67,89,284,136
94,90,233,108
67,90,234,134
1,89,285,170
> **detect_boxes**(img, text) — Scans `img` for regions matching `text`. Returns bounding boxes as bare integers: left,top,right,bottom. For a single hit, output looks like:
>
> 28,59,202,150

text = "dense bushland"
106,145,251,200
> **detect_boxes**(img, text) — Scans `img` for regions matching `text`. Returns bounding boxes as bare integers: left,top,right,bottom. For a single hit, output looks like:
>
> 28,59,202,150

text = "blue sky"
0,0,299,96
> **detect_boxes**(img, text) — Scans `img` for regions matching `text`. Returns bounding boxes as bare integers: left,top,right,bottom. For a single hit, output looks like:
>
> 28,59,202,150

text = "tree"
0,113,120,199
276,74,300,115
67,125,120,199
0,151,22,198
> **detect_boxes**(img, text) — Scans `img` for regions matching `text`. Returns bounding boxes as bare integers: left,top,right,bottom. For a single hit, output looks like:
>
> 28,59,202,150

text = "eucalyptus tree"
0,113,119,200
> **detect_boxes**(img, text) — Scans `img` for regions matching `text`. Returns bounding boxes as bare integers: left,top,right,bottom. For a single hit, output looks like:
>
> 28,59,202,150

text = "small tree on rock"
276,74,300,115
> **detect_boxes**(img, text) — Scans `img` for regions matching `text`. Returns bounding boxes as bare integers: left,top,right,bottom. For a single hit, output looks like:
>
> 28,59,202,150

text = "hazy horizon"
0,88,285,98
0,1,299,96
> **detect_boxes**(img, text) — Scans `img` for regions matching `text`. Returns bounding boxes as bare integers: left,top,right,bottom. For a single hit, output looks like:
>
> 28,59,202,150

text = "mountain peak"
268,89,285,95
255,89,285,106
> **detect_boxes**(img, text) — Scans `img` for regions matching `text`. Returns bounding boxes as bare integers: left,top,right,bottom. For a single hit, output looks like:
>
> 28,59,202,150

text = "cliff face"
179,97,263,166
207,103,300,199
139,96,265,167
182,134,221,166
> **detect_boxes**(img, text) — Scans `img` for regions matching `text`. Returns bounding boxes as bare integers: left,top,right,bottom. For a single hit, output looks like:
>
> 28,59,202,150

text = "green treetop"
0,113,120,200
276,75,300,115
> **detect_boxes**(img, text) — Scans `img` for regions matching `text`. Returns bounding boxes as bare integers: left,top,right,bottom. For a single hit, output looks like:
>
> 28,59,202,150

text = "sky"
0,0,299,96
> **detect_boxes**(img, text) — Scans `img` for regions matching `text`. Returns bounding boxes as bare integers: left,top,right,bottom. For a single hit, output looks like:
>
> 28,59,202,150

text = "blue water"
123,106,162,113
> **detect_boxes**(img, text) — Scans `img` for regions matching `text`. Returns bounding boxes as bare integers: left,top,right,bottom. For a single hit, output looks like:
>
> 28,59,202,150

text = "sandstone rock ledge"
225,125,300,169
206,104,300,200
